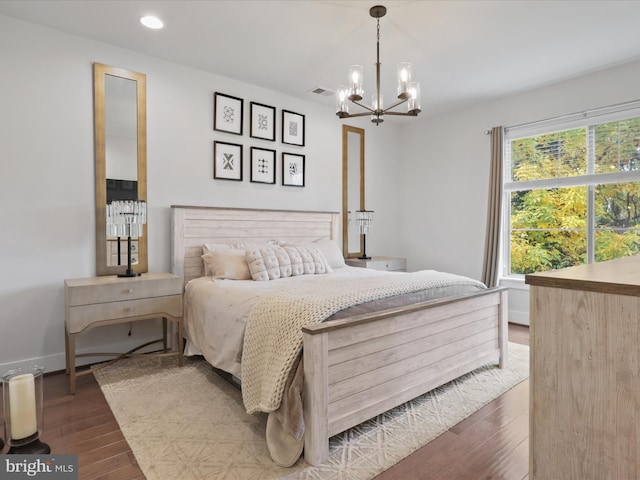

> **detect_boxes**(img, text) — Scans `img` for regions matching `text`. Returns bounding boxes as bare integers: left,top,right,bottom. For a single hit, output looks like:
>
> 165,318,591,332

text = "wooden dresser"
525,255,640,479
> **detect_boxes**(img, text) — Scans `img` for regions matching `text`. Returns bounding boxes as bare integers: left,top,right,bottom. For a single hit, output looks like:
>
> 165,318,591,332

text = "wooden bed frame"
170,205,508,466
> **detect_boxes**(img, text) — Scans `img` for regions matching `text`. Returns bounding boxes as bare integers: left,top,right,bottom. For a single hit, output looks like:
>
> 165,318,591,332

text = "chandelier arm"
338,111,376,119
381,111,419,117
381,98,409,113
351,99,376,113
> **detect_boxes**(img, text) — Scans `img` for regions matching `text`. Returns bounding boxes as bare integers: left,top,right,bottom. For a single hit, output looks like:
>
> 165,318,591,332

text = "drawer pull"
127,289,133,293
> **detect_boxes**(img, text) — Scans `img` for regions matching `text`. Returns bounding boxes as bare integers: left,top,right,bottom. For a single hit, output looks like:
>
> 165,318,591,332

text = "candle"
9,373,38,440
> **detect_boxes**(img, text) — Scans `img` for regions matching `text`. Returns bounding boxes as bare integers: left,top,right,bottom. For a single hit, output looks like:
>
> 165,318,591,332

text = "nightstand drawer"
346,256,407,272
366,258,406,271
67,295,183,333
65,273,182,306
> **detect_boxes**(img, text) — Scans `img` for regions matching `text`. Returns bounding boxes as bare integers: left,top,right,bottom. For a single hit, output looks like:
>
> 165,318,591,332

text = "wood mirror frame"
94,63,148,276
342,125,365,258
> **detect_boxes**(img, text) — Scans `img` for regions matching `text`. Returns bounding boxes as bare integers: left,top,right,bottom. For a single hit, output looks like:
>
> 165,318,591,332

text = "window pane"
594,181,640,261
594,118,640,174
510,187,587,274
510,128,586,182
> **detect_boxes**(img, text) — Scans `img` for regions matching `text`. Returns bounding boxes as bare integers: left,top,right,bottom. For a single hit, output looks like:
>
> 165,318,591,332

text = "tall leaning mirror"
342,125,365,258
94,63,148,276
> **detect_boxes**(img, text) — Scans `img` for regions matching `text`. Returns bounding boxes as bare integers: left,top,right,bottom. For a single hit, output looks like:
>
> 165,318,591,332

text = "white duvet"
183,266,485,381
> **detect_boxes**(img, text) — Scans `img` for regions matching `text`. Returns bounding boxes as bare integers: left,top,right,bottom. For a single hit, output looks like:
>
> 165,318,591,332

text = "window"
503,101,640,276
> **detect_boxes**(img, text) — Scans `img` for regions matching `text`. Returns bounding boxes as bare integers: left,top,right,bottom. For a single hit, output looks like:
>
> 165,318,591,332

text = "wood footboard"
302,287,508,465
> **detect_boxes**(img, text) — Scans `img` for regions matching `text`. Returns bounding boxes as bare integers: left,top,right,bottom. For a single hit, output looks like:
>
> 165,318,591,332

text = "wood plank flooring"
0,324,529,480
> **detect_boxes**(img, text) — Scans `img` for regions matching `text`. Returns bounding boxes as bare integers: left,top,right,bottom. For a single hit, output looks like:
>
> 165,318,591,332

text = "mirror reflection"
94,63,148,276
105,74,139,267
342,125,365,258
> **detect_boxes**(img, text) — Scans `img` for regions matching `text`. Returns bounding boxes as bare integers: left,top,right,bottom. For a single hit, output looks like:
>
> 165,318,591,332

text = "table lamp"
106,200,147,277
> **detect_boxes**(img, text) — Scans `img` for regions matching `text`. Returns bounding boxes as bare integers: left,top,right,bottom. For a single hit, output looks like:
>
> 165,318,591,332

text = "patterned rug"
94,342,529,480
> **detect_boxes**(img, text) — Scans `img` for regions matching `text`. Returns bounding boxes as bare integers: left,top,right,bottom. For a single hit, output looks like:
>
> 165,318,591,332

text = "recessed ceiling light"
140,15,164,29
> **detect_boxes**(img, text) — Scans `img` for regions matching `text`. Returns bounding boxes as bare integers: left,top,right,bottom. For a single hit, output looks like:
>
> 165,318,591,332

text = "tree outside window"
505,116,640,275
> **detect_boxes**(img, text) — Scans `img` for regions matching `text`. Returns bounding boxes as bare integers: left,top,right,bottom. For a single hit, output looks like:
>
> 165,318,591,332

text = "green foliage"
509,120,640,275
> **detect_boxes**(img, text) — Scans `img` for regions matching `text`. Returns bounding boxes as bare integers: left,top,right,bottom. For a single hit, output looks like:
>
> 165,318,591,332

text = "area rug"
94,342,529,480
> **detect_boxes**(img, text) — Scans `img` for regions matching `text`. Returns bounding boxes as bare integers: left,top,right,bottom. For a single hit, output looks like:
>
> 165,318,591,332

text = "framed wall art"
250,102,276,141
214,141,243,181
282,110,305,146
214,92,243,135
282,152,305,187
250,147,276,184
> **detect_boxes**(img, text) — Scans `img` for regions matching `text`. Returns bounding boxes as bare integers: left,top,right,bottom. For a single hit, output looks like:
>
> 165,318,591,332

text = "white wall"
0,15,401,373
399,58,640,324
4,12,638,372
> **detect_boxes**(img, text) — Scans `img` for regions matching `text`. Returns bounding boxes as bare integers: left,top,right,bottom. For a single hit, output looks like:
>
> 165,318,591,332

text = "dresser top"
525,254,640,296
64,272,179,288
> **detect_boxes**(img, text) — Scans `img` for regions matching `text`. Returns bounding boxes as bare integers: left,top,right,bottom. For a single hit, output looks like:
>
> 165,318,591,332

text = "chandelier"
335,5,421,124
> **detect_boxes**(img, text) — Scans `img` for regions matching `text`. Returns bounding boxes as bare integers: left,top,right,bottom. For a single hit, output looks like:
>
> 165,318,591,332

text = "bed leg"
303,331,329,466
498,289,509,368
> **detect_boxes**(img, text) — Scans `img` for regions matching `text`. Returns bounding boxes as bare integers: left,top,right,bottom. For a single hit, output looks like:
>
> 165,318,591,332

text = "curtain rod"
505,98,640,133
482,99,640,136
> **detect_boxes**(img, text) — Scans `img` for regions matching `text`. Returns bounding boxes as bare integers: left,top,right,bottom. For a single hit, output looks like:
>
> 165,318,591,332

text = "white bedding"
183,267,485,380
183,266,487,466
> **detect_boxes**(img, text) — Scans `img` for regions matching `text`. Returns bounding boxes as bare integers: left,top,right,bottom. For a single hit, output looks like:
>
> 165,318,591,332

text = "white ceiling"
2,0,640,118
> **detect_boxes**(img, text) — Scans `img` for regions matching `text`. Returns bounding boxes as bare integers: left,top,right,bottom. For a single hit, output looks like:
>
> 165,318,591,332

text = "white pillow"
278,238,346,269
201,240,277,276
201,244,231,276
201,248,251,280
246,247,282,281
247,246,332,281
313,238,347,269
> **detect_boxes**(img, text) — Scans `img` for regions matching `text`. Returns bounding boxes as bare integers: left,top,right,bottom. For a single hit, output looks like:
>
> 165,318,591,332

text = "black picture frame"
282,110,305,146
214,141,243,181
250,102,276,141
282,152,305,187
214,92,243,135
250,147,276,184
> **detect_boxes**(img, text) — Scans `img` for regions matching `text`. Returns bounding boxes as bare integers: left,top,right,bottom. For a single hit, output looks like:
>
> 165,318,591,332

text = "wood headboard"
170,205,341,288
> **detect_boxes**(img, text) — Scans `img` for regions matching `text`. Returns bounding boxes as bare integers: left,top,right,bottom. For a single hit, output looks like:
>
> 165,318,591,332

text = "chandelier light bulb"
397,62,412,99
348,65,364,101
408,82,421,113
336,86,349,115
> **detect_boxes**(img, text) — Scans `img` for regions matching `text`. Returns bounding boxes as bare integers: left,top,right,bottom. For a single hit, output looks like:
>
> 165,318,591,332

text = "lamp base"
7,438,51,455
118,272,141,278
358,255,371,260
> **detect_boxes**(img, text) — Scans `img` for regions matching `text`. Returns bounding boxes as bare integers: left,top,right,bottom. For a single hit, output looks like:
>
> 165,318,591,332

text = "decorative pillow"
247,246,332,281
272,246,292,278
283,246,305,276
278,239,346,269
201,240,277,276
201,244,231,276
201,248,251,280
246,247,283,281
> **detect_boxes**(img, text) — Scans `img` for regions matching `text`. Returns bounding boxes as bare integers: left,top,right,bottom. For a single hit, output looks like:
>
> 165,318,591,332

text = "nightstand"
64,272,184,394
345,256,407,272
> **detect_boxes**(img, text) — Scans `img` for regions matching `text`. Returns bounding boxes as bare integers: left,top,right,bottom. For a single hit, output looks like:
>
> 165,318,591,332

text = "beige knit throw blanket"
241,270,486,415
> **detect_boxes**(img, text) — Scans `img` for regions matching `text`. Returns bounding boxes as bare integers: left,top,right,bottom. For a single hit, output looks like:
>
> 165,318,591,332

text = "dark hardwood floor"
0,324,530,480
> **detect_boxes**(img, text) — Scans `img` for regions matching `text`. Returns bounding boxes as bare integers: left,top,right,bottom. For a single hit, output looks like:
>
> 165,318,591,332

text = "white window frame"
501,100,640,280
